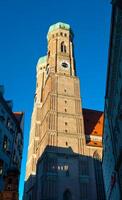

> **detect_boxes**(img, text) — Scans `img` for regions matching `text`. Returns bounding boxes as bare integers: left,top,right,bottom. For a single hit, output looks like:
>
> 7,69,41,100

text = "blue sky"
0,0,111,199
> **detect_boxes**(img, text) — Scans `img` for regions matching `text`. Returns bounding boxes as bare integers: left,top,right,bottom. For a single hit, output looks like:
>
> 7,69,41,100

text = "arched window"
63,189,72,200
93,151,101,161
64,45,66,53
61,42,66,53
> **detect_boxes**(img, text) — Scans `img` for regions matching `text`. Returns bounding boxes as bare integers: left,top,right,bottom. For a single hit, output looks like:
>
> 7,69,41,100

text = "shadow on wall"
23,146,106,200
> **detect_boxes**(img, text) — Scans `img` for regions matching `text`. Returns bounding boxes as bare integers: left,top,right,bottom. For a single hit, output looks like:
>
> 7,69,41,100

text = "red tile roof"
82,108,104,147
83,108,104,136
14,112,24,123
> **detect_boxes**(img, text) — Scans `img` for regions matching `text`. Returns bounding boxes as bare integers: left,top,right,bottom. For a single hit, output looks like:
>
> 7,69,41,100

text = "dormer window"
61,42,66,53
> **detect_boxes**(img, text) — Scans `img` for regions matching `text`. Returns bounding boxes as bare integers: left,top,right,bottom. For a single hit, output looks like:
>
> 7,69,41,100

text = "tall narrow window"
64,45,66,53
7,178,12,190
61,42,66,53
0,160,3,175
3,135,8,151
61,42,64,52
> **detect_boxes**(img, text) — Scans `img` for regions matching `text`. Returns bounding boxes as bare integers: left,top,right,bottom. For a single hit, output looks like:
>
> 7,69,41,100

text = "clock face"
60,60,70,69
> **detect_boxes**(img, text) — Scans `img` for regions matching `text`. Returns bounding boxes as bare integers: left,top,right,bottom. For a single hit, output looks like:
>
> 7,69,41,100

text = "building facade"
102,1,122,199
0,168,19,200
23,22,105,200
0,86,24,195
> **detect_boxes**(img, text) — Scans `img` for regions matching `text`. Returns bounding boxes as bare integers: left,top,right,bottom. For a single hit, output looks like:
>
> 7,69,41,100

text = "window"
62,62,68,68
8,178,12,184
94,131,98,134
65,109,67,112
94,142,97,145
65,100,67,104
0,160,3,175
3,135,8,151
65,122,67,125
7,184,12,191
47,67,49,75
7,118,11,129
64,45,66,53
64,33,67,37
61,42,64,52
64,165,68,171
61,42,66,53
93,151,101,160
65,130,67,133
60,32,63,36
13,150,16,163
66,142,68,146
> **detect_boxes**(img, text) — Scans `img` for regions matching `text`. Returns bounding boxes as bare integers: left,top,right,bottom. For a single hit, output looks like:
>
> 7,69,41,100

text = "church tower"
23,22,104,200
25,22,85,181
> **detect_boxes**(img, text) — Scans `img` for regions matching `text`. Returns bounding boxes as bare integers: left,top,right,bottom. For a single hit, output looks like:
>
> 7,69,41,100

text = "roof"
37,56,47,66
48,22,70,34
82,108,104,148
86,141,102,147
14,112,24,123
0,90,23,130
83,108,104,136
